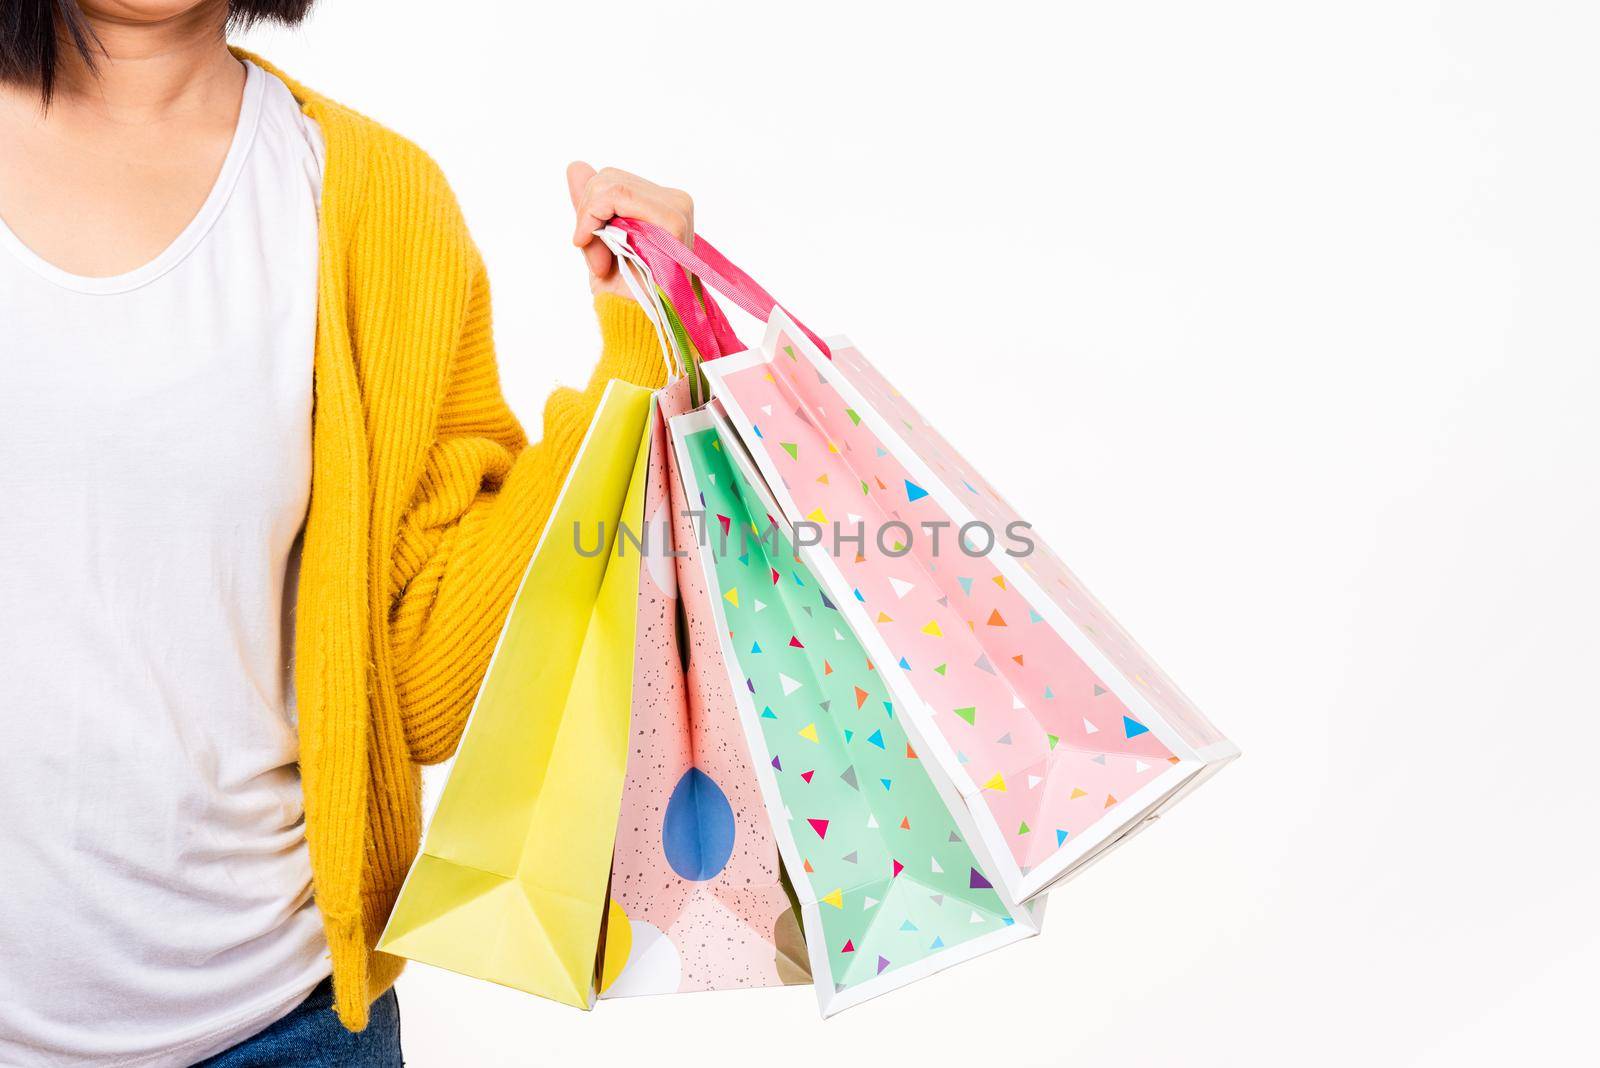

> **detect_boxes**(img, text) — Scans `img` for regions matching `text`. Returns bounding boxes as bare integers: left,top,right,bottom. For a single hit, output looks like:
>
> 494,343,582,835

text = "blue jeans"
194,979,401,1067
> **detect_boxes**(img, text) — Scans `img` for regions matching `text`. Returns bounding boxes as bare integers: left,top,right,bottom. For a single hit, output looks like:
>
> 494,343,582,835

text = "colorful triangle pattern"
683,425,1021,999
706,329,1184,887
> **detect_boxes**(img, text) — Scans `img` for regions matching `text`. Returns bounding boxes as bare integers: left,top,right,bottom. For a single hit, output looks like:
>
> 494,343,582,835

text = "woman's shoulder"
235,49,473,252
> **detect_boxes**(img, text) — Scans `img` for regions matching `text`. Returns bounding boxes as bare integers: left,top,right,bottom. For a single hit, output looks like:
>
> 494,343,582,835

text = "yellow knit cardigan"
237,52,666,1029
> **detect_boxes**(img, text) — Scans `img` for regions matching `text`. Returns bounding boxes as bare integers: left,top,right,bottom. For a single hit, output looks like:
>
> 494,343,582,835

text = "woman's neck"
0,1,247,278
40,0,239,124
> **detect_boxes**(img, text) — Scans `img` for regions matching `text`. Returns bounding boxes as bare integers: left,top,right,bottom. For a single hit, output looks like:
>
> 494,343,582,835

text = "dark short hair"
0,1,315,102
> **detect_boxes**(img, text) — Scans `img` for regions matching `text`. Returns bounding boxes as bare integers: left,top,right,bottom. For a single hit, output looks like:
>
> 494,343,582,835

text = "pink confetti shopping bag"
599,379,810,997
592,229,809,997
611,219,1240,906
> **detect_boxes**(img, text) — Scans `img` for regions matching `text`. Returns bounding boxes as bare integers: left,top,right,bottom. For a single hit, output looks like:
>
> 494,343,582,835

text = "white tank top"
0,61,329,1066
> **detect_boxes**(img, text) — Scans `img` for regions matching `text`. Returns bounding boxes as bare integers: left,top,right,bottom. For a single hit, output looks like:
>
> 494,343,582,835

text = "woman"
0,2,688,1064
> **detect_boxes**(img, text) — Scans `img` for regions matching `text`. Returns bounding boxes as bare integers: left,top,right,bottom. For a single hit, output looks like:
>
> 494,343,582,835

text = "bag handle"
592,224,684,380
609,218,832,360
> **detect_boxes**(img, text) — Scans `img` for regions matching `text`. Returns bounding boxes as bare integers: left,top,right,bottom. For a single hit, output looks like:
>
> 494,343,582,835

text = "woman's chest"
0,227,317,533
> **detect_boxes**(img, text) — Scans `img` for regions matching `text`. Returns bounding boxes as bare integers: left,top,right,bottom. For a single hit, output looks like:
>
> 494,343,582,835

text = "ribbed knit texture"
234,51,668,1030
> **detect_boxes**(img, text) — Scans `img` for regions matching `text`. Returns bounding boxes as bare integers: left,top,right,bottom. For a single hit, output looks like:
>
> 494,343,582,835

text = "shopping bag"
598,376,811,997
669,408,1039,1017
376,379,654,1008
570,228,809,998
619,218,1239,906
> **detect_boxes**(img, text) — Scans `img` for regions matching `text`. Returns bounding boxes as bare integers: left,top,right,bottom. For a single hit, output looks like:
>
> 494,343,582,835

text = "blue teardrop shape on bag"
661,767,737,881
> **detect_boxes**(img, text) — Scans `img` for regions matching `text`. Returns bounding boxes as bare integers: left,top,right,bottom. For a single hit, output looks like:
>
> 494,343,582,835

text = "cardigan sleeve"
387,270,668,765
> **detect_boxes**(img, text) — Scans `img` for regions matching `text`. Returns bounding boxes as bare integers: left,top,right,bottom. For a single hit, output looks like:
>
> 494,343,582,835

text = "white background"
245,3,1598,1065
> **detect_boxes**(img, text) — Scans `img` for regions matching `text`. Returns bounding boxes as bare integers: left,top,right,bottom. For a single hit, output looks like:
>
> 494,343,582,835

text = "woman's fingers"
572,170,657,280
572,170,645,243
566,161,614,280
570,165,694,239
565,160,595,210
567,163,695,295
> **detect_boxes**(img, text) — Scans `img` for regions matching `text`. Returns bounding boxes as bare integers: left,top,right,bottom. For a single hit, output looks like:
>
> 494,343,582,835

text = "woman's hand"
566,161,694,299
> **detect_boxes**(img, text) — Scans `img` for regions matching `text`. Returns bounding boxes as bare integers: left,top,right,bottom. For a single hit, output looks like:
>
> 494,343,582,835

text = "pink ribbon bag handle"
609,218,831,361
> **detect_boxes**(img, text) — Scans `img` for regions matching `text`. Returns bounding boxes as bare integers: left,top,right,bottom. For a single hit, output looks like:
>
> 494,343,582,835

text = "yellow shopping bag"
377,380,654,1008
